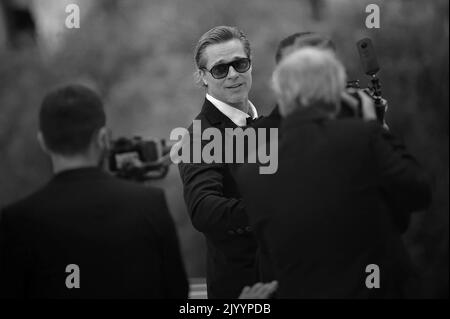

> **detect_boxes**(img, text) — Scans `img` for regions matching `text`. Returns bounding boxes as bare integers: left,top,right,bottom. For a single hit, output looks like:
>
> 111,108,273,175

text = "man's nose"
227,65,239,78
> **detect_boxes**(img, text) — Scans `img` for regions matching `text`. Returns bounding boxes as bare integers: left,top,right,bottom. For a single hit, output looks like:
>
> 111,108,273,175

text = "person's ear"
199,69,208,87
37,131,50,155
201,75,208,87
96,127,110,151
194,69,208,87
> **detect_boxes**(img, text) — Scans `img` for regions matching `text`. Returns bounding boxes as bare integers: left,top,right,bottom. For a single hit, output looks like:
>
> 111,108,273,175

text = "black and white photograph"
0,0,448,309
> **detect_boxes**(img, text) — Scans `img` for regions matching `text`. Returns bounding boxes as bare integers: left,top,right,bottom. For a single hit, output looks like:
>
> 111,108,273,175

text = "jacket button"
237,228,244,235
245,226,252,232
228,230,235,235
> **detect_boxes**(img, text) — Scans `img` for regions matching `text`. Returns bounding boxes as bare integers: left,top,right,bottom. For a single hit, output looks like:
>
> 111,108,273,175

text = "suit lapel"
200,98,239,129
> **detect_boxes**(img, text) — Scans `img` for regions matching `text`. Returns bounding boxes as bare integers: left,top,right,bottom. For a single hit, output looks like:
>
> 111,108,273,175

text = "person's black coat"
230,106,280,284
0,167,188,299
252,105,281,131
178,98,259,299
236,105,431,298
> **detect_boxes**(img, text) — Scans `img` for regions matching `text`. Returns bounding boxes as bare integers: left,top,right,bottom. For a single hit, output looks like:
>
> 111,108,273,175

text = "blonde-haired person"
237,46,431,298
272,48,346,118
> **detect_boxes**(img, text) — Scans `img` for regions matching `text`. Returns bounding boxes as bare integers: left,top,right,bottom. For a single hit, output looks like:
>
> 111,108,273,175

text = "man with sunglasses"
178,26,261,299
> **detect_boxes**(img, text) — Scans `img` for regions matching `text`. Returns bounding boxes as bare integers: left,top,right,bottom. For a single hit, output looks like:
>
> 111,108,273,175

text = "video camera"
108,137,172,181
342,38,386,123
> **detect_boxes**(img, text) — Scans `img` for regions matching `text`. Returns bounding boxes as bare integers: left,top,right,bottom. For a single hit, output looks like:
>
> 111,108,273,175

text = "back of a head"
272,47,346,117
275,32,336,64
39,85,105,156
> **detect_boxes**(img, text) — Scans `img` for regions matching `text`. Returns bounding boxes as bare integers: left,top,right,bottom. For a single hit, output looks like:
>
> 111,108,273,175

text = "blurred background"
0,0,447,298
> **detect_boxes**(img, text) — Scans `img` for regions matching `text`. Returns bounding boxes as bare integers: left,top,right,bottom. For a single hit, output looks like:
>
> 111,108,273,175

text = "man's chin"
227,93,248,105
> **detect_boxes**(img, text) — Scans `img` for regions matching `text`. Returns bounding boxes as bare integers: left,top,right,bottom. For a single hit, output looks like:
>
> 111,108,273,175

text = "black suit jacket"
236,106,431,298
229,105,280,284
0,167,188,299
178,99,259,298
252,105,281,131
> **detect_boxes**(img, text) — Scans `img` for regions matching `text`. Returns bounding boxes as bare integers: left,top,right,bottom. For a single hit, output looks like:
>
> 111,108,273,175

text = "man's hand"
377,97,390,130
364,89,390,130
358,89,377,121
341,89,390,130
340,89,377,121
238,281,278,299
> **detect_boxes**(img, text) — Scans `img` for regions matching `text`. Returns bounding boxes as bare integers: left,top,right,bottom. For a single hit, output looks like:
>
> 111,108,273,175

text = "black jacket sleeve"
369,123,432,231
178,161,250,241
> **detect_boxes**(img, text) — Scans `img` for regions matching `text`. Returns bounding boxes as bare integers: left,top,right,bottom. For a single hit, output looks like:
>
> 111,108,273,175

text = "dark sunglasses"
202,58,251,79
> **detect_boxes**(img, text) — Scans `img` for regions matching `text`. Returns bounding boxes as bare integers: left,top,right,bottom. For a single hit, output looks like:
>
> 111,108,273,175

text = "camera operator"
237,47,431,298
0,85,188,299
234,32,392,287
253,32,388,131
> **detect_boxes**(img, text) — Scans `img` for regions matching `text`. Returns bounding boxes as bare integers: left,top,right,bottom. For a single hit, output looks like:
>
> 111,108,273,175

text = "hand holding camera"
108,137,173,181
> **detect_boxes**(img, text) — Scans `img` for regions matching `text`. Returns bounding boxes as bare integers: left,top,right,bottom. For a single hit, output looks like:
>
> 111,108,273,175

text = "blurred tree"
309,0,325,21
0,0,36,49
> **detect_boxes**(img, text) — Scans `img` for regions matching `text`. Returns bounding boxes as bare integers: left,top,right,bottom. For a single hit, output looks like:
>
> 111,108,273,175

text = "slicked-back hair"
39,85,105,156
194,26,251,69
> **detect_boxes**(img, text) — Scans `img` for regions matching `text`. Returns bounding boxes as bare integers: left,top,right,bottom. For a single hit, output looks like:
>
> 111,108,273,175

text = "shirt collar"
206,93,258,127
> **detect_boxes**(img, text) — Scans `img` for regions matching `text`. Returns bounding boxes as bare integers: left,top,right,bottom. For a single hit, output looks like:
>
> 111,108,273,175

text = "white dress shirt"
206,94,258,127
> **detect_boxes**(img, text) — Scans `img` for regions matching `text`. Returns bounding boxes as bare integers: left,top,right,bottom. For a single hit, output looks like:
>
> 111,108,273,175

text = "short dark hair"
194,26,251,69
39,85,105,155
275,32,336,64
